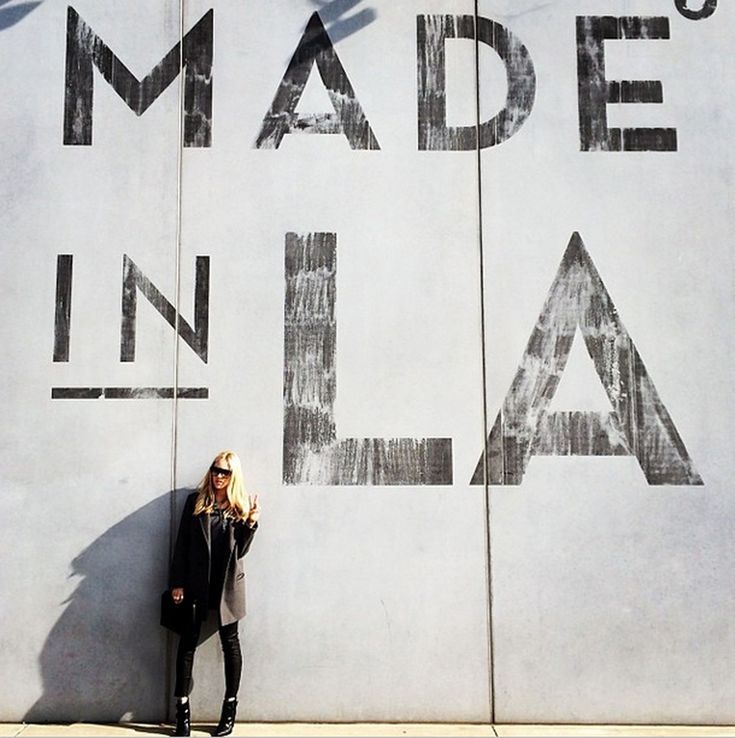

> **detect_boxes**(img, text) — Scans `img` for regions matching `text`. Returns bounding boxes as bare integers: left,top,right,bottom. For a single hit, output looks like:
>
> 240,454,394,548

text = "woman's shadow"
24,489,218,727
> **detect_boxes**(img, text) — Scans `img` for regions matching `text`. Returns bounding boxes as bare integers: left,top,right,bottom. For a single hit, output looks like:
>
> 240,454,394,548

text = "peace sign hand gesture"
246,493,260,528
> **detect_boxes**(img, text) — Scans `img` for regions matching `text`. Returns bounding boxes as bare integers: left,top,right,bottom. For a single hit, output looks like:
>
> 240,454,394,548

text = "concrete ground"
2,725,735,737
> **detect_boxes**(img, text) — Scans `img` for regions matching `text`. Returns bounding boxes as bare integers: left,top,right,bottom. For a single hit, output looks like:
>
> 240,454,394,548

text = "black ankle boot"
173,700,191,737
212,698,237,737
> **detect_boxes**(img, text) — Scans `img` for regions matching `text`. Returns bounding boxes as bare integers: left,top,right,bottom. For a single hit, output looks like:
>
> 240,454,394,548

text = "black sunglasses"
210,465,232,478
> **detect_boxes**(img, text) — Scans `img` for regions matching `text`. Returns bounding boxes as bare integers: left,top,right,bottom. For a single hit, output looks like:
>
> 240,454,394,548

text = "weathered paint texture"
63,7,213,147
255,12,380,150
53,254,73,362
120,255,209,363
576,16,677,152
471,233,702,486
675,0,718,20
417,14,536,151
283,232,453,485
50,387,208,399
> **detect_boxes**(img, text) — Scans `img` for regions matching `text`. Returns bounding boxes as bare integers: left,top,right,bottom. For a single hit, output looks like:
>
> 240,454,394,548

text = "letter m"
64,6,213,147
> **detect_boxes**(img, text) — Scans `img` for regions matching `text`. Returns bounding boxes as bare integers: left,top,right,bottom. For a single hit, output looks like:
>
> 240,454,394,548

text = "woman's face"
210,456,232,492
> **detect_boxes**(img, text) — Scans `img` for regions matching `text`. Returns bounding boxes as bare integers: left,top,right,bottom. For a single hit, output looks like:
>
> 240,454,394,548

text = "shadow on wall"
309,0,377,44
0,0,43,30
24,489,193,724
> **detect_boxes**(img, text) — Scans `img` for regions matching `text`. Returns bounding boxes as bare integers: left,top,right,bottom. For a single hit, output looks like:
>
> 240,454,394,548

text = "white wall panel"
0,0,181,721
477,0,735,723
174,0,489,722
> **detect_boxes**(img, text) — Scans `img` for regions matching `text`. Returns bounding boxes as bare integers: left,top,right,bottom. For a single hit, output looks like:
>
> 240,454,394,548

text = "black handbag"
160,590,198,634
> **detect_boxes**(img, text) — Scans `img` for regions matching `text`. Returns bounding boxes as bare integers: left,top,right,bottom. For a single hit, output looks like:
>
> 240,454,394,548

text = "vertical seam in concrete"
474,0,496,725
164,0,187,722
13,725,28,737
172,0,185,516
173,0,186,497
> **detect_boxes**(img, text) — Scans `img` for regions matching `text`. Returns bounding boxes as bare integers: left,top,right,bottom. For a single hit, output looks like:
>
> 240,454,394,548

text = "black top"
208,507,231,609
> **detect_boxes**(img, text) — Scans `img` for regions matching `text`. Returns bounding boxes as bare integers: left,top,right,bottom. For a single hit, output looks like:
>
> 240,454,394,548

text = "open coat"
169,491,257,626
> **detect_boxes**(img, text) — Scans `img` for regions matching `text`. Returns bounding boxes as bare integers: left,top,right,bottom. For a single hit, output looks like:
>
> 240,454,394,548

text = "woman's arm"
169,494,194,588
234,493,260,558
234,520,257,558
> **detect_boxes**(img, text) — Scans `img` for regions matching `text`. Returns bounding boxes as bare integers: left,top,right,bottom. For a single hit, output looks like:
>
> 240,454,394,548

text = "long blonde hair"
193,450,248,521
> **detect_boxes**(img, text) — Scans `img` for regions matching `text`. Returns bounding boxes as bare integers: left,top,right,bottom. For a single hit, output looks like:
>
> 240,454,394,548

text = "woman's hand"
246,494,260,528
171,587,184,604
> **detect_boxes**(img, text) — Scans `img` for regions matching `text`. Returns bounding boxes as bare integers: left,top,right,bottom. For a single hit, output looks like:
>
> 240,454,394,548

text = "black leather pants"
174,618,242,699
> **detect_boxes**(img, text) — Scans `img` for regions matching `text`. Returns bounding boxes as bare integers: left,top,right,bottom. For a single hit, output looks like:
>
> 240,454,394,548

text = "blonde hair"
193,450,248,521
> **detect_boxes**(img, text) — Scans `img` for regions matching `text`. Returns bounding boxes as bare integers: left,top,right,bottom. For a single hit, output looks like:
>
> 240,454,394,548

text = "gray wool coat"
169,491,258,626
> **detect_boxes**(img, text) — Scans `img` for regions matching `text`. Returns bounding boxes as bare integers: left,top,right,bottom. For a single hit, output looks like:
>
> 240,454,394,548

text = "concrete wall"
0,0,733,724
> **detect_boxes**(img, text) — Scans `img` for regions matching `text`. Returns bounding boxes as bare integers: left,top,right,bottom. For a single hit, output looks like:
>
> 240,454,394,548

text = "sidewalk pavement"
3,724,735,737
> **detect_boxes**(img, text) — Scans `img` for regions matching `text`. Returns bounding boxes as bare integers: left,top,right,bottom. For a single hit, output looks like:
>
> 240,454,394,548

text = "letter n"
120,256,209,362
472,233,702,486
64,6,213,146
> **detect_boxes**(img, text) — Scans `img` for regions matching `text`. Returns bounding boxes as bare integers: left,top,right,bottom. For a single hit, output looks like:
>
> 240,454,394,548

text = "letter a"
472,233,702,486
255,13,379,150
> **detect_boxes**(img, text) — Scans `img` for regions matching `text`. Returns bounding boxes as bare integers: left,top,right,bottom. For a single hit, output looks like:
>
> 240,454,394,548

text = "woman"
169,450,260,737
